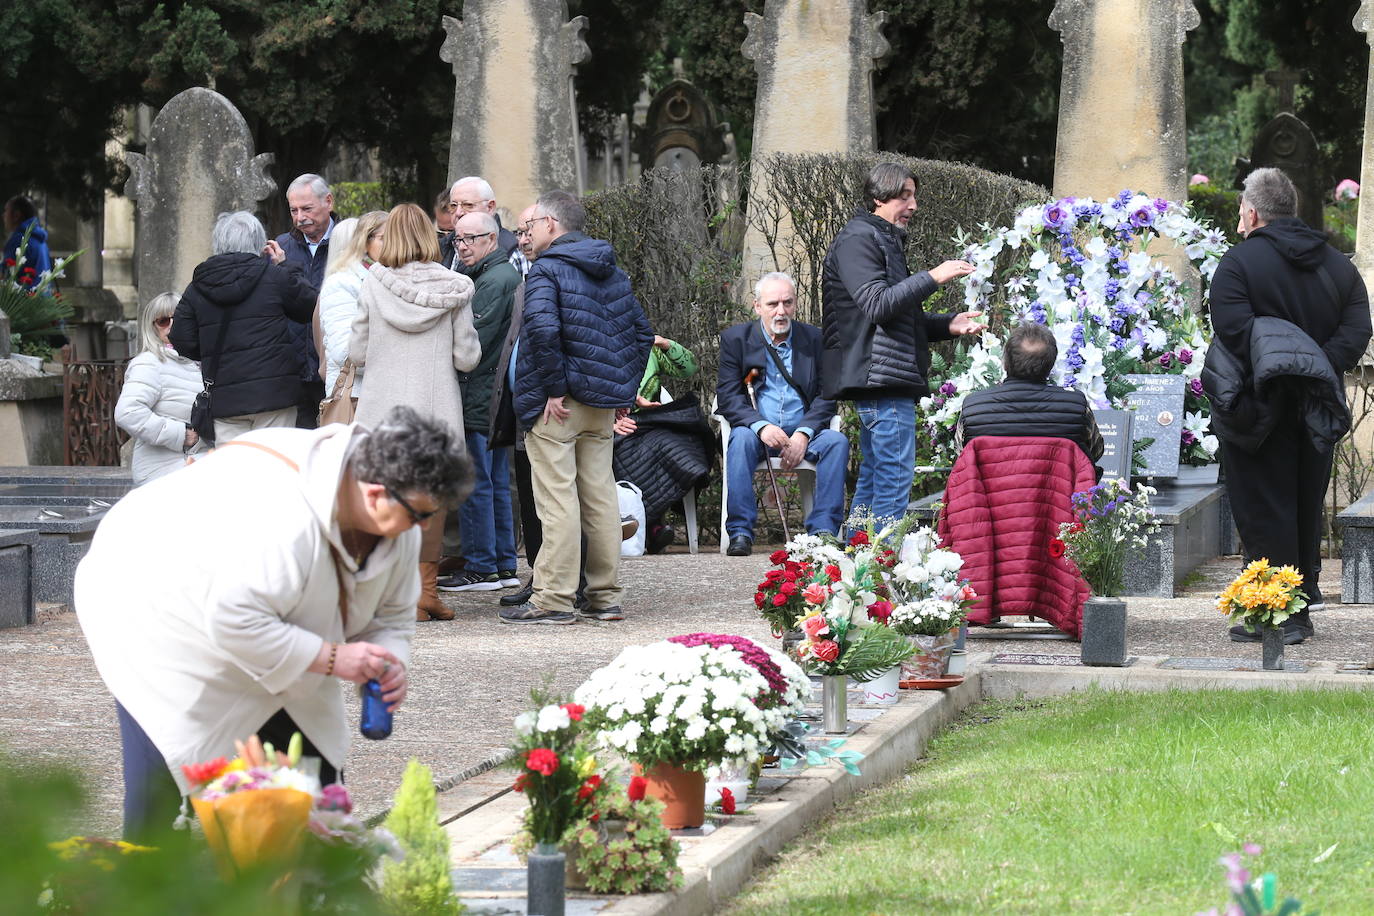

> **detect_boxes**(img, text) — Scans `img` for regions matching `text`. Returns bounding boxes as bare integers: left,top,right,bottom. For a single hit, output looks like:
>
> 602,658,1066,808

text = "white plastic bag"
618,480,647,557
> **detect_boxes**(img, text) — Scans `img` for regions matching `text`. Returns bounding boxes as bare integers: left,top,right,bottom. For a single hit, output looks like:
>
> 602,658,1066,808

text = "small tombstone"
1235,111,1324,232
1092,408,1134,481
637,78,729,170
1123,374,1185,478
124,88,275,310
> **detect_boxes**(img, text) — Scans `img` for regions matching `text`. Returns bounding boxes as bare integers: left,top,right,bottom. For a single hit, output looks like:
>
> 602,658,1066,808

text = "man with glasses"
438,211,523,594
440,176,524,274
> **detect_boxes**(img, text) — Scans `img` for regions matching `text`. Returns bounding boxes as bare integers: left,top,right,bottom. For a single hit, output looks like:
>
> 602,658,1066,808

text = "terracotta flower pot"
639,761,706,829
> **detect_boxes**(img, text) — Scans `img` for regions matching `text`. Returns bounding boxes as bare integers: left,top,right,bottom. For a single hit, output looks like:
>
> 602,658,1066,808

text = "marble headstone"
124,88,276,310
1093,408,1134,481
1123,374,1185,477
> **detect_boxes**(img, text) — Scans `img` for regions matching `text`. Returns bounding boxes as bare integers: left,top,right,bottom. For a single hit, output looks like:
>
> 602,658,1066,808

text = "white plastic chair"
710,397,843,554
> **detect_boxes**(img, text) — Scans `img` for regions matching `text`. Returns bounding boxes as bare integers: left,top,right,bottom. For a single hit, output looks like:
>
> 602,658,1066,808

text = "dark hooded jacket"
458,248,521,432
513,232,654,428
169,253,317,419
1204,218,1371,452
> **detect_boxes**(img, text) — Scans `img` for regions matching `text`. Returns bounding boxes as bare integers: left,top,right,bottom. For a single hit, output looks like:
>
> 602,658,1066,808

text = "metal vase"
821,674,848,734
1261,626,1285,671
527,842,565,916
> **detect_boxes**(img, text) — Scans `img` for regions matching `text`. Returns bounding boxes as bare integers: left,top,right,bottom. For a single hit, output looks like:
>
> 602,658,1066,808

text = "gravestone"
1236,112,1323,232
1355,3,1374,291
1123,374,1184,477
738,0,890,285
1048,0,1199,204
637,77,729,171
124,88,276,310
1092,408,1134,481
441,0,589,217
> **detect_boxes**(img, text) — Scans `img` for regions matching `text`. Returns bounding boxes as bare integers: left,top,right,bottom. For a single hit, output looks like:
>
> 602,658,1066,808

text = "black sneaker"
500,583,534,606
437,571,501,592
498,603,576,625
579,605,624,621
496,569,521,588
646,525,675,554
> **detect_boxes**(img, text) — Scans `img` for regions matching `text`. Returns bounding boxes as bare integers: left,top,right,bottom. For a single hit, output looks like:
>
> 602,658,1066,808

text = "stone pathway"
3,548,1368,837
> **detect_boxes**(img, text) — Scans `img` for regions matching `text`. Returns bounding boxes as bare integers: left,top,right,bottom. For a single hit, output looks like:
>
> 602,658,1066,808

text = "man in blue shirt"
716,272,848,556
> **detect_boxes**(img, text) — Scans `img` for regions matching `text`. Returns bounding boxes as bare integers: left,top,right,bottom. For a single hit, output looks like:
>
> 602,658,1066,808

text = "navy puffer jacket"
514,233,654,428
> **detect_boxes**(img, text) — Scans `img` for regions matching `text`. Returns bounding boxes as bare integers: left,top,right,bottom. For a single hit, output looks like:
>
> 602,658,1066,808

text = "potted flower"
1217,559,1308,670
885,526,977,682
575,637,806,829
1054,479,1159,666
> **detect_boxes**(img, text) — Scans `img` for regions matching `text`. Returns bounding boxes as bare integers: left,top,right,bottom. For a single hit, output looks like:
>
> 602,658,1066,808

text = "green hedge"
332,181,412,219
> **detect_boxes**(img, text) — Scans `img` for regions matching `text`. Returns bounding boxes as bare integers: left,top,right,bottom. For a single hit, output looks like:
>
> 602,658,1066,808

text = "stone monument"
124,88,276,310
637,77,729,171
1356,2,1374,289
1048,0,1200,204
441,0,589,217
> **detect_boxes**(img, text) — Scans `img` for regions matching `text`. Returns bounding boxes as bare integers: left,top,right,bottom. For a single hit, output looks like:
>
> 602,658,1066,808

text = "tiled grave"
991,653,1085,666
1159,656,1309,673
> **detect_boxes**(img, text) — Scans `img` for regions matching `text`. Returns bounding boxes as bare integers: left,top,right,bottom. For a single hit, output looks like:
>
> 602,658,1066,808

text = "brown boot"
417,561,453,621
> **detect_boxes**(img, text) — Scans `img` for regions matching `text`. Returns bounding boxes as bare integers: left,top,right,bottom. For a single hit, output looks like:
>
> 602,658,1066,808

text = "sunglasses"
386,487,438,524
153,316,173,328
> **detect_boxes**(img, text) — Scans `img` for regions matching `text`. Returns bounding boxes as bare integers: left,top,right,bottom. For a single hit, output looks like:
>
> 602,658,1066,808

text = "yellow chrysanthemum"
1245,558,1271,576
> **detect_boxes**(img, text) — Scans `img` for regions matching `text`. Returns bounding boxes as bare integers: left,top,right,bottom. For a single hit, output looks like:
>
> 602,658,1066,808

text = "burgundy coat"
937,436,1097,639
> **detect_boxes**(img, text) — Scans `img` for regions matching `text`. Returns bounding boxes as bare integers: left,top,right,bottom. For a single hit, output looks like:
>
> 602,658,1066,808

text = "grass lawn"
726,688,1374,915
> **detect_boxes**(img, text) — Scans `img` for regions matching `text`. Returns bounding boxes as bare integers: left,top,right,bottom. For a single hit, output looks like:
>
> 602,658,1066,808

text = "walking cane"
744,368,791,543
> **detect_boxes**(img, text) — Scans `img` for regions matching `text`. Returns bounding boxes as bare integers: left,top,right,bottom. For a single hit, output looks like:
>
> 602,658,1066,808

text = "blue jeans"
457,431,518,574
851,397,917,527
725,425,848,540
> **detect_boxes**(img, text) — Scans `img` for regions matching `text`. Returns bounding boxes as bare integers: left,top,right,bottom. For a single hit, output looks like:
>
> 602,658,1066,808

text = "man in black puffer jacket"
821,161,984,526
171,211,317,445
1206,167,1371,646
957,322,1104,464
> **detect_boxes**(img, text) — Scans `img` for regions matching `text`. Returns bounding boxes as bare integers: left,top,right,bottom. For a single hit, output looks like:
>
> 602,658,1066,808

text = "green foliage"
832,625,917,683
1325,197,1357,254
332,183,408,221
1188,182,1242,247
380,759,461,916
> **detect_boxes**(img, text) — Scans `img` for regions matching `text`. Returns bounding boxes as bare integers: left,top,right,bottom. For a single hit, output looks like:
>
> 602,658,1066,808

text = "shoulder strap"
1314,262,1341,311
201,305,233,388
763,342,812,409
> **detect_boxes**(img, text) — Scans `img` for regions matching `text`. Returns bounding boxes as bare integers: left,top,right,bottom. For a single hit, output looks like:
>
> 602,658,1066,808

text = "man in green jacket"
440,211,524,592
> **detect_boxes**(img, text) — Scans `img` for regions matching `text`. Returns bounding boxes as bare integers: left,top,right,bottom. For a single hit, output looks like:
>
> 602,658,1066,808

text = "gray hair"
211,211,267,255
753,271,796,301
864,161,917,212
455,211,499,235
451,176,495,202
138,292,180,361
287,173,331,200
534,190,585,232
1241,167,1298,223
1004,321,1058,382
349,406,474,508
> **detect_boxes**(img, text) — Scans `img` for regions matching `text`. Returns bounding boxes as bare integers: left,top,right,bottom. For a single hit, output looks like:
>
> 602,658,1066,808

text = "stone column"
1355,1,1374,288
739,0,889,290
124,88,276,310
1049,0,1200,204
441,0,589,218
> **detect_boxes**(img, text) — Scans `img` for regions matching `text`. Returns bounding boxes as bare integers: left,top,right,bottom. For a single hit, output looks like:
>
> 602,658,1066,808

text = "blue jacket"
513,232,653,428
4,218,53,288
274,214,336,380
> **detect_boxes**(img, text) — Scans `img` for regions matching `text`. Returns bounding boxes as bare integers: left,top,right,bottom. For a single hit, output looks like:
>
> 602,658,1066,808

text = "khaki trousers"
525,397,622,613
214,407,296,445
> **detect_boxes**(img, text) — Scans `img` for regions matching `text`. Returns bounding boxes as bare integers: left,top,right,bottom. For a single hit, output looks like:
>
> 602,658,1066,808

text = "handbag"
318,360,358,426
190,304,234,444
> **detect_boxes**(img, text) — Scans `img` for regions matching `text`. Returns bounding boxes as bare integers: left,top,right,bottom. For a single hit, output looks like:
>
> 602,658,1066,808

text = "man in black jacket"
956,322,1104,463
820,161,982,527
1210,167,1371,645
717,272,848,555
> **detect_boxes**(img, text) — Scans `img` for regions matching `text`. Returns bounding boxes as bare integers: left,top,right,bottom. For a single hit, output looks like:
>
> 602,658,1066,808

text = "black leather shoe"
500,583,533,607
726,535,753,557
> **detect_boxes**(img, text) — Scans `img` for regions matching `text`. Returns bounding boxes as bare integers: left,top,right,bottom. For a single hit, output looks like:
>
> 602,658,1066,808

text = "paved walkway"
3,549,1369,836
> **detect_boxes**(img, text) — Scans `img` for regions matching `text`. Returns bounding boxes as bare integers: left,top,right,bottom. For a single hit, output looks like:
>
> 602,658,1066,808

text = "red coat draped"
936,436,1097,639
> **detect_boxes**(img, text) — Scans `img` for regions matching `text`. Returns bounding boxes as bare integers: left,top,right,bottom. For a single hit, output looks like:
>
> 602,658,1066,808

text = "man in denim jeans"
821,161,984,526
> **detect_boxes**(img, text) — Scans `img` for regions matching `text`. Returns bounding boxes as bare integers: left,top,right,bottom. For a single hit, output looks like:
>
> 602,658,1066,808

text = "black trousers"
1219,408,1332,606
296,379,326,429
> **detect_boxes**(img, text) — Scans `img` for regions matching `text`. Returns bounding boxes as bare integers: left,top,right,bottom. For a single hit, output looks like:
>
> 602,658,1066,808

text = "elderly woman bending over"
75,406,472,840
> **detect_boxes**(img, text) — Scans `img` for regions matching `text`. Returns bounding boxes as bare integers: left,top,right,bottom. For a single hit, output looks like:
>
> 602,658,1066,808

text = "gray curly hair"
349,406,474,508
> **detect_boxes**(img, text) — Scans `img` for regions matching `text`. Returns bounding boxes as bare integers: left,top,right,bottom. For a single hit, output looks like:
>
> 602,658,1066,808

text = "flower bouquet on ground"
1054,479,1159,596
754,534,845,636
1196,842,1316,916
1217,559,1307,637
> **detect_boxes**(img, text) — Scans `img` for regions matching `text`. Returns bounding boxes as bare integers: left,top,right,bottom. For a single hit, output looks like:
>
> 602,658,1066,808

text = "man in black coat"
957,321,1104,463
1208,167,1371,645
716,272,848,555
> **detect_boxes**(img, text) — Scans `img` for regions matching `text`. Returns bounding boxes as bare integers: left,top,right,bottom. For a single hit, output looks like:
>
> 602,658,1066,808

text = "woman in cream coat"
114,293,208,484
75,407,471,840
351,202,479,619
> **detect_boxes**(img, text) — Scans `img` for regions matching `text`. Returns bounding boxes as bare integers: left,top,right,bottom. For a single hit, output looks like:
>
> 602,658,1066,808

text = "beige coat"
350,260,479,436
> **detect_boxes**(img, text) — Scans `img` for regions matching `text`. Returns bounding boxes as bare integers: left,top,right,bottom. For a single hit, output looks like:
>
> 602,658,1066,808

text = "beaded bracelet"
325,642,338,677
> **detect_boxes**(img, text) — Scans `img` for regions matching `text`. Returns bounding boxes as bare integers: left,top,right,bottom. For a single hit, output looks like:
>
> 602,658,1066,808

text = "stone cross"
1265,67,1301,113
1354,2,1374,289
441,0,589,218
124,88,276,310
1048,0,1200,204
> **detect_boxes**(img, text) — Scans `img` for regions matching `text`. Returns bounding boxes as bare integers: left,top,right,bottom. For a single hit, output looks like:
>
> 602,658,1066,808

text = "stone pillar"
441,0,589,217
1355,1,1374,288
739,0,889,291
1049,0,1200,204
124,88,276,310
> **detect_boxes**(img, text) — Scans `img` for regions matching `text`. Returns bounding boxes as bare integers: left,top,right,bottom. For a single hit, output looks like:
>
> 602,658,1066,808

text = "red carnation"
784,561,802,573
3,258,13,267
719,787,737,815
772,593,787,607
561,702,585,721
627,775,648,802
779,581,796,596
825,564,842,582
769,549,789,564
764,569,785,582
576,774,603,800
867,599,893,622
525,748,560,776
849,531,869,547
513,773,529,793
754,591,766,608
1048,538,1066,559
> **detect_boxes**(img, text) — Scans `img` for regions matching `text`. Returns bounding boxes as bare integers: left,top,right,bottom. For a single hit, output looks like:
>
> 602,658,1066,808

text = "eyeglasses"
153,316,173,328
452,200,489,213
386,487,438,524
455,231,495,247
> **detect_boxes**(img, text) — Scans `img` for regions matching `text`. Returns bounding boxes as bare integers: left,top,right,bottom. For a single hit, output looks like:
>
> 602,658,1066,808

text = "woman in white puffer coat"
318,211,387,401
115,293,207,485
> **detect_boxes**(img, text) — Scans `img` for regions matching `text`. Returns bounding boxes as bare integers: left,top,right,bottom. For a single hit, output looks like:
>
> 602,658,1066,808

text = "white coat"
114,348,207,485
74,424,419,794
320,261,369,398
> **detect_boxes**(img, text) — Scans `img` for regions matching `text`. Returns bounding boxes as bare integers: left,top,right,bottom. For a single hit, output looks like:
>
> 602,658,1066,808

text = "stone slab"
1159,656,1309,674
0,467,132,486
1335,490,1374,604
0,530,37,628
990,653,1084,666
0,484,131,505
0,507,104,604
